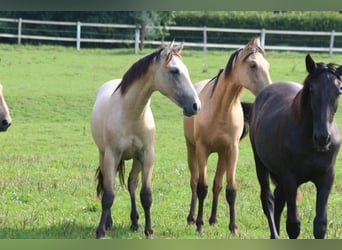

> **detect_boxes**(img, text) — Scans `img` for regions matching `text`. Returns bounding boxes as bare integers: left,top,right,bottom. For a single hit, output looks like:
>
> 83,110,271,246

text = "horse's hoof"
209,217,218,225
187,215,196,225
229,223,238,235
144,228,154,239
196,225,204,234
130,223,139,232
96,229,105,239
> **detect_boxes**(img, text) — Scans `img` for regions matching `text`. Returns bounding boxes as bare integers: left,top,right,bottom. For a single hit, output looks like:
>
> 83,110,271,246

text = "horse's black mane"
209,49,242,97
209,45,264,97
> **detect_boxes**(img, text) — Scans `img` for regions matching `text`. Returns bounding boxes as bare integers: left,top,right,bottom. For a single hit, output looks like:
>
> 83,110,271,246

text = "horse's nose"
313,133,331,151
1,119,11,130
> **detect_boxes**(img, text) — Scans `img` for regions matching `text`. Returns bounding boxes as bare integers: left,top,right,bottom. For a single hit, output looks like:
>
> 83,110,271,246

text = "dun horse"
0,84,11,132
91,42,201,239
249,54,342,239
183,37,271,234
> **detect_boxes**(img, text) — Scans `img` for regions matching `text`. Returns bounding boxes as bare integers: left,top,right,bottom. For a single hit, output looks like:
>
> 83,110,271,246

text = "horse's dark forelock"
294,62,341,119
114,47,167,95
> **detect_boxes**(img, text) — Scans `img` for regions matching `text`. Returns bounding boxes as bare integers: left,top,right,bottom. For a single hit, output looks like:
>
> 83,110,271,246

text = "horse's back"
254,81,301,110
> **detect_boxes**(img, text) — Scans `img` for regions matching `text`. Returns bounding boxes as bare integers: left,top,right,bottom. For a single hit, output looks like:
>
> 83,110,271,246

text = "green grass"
0,44,342,239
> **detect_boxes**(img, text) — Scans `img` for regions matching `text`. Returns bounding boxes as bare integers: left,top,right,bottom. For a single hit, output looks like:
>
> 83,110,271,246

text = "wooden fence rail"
1,17,342,55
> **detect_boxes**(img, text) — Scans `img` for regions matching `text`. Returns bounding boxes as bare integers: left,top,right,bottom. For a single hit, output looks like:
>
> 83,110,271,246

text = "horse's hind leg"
254,153,279,239
140,152,154,238
185,139,198,225
128,159,142,231
195,145,209,233
96,148,116,239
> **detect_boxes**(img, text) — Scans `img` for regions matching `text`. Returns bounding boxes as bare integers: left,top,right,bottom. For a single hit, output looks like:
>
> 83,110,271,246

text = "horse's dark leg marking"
209,180,221,225
226,187,237,234
140,188,153,237
96,190,114,239
196,183,208,233
273,185,285,236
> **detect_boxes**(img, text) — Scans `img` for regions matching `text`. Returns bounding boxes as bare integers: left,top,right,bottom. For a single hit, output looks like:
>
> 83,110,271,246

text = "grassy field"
0,43,342,239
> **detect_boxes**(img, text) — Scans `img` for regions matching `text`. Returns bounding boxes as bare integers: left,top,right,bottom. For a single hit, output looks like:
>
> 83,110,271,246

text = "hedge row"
169,11,342,48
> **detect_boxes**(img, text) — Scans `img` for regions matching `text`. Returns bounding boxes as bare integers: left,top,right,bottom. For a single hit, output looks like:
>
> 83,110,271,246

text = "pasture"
0,43,342,239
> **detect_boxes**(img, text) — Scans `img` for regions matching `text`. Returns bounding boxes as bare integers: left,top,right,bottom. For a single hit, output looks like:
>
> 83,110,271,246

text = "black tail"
240,102,253,141
96,166,104,198
117,160,126,188
95,160,126,198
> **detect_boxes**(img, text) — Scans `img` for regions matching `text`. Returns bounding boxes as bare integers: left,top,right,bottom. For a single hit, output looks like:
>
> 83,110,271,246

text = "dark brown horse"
249,54,342,239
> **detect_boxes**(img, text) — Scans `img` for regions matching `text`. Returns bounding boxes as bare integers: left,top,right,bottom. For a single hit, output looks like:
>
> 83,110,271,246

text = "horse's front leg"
313,170,334,239
128,159,142,231
273,185,285,236
223,146,238,235
185,139,198,225
195,145,209,233
254,152,279,239
284,178,300,239
140,150,155,238
96,148,116,239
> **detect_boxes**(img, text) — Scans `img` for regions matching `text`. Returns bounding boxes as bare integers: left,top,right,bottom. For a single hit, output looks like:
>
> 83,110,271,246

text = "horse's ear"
305,54,316,74
336,65,342,76
160,40,174,58
174,41,184,54
247,36,261,48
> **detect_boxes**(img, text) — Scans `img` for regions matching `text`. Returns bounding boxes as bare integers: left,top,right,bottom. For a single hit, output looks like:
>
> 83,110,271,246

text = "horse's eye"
169,67,179,74
250,62,257,69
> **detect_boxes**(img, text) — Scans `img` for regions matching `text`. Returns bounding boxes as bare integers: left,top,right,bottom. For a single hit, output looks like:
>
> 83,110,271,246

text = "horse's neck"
119,78,154,118
212,74,244,111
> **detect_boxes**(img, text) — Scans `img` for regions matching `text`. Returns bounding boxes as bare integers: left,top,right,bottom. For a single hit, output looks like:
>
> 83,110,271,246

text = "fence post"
329,30,335,56
203,26,207,52
134,24,140,54
76,21,81,50
260,28,266,48
17,18,22,45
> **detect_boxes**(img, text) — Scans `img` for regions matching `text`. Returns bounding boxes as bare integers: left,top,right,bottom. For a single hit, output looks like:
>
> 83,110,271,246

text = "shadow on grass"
0,223,147,239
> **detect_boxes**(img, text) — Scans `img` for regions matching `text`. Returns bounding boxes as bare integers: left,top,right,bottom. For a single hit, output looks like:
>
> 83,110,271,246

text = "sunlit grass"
0,44,342,238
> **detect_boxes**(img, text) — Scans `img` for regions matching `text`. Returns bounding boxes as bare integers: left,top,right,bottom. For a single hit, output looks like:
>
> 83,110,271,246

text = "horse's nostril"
2,119,8,126
193,102,200,112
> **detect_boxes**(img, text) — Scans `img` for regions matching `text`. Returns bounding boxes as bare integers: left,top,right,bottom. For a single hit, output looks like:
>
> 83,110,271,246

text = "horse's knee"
197,183,208,200
286,219,300,239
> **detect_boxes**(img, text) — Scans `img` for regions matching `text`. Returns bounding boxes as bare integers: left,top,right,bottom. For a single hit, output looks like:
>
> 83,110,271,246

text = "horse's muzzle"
313,133,331,152
183,101,201,117
0,118,11,132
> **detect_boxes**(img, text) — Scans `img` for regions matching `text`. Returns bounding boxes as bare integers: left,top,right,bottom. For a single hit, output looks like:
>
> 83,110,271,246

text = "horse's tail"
117,160,126,188
95,160,127,199
240,102,253,141
96,166,104,199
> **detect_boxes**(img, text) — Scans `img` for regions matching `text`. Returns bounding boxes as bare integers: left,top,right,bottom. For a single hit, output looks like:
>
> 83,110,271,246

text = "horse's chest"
120,135,147,160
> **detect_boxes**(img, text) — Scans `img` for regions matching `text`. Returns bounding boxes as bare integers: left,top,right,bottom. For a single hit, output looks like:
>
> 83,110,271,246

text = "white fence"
1,17,342,55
